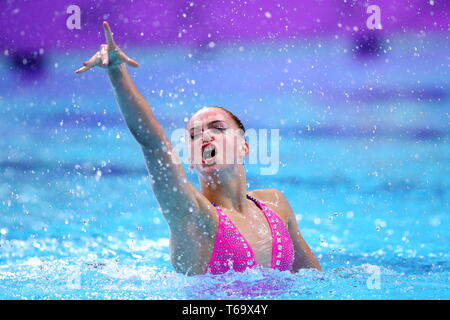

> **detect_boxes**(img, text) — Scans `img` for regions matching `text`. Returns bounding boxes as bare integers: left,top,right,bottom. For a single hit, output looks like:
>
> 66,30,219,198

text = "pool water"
0,35,448,299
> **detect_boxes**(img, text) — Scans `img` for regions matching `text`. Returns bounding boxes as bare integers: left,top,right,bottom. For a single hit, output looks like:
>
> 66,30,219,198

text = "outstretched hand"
75,21,139,74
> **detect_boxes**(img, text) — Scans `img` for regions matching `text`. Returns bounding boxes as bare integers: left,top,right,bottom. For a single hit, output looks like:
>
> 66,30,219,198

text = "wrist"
107,62,126,75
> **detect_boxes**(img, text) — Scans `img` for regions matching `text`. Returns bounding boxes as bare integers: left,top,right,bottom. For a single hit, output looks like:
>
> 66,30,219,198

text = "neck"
199,165,250,214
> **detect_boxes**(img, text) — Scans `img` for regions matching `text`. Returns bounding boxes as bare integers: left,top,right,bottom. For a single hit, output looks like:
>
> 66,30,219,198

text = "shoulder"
249,188,294,223
249,188,285,203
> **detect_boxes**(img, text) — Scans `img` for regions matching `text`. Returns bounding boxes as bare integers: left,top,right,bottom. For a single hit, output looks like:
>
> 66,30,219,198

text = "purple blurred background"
0,0,448,126
1,0,448,52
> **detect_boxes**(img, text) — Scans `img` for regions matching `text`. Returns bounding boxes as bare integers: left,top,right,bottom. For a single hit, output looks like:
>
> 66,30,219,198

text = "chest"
225,201,288,237
219,205,289,267
224,207,272,245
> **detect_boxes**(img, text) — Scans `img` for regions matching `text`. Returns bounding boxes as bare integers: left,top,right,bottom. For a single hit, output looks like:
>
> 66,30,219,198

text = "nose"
202,129,215,142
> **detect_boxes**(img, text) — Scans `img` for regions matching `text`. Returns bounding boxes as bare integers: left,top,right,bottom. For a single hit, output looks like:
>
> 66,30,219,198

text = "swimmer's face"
186,107,248,175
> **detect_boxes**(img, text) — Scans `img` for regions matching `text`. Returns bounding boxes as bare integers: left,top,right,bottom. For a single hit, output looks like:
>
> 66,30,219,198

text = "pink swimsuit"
206,194,294,275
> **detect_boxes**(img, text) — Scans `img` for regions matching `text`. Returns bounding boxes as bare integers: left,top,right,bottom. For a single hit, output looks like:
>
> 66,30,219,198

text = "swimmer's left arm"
277,191,323,272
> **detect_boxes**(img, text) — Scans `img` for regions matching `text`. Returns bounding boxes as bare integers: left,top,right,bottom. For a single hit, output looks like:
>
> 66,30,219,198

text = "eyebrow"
188,120,227,132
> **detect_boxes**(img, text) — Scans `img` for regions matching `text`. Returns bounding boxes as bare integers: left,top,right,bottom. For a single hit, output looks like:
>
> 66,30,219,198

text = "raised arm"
108,63,200,227
75,22,203,227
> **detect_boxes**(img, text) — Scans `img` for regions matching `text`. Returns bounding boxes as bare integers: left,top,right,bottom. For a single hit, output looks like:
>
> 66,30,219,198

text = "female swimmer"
75,22,322,275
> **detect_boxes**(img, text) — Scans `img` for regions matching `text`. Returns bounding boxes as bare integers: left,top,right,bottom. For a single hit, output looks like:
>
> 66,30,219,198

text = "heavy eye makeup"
189,121,228,140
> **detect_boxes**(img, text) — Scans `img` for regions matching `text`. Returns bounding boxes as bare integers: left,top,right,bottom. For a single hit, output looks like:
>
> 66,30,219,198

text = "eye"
190,132,201,140
189,128,202,140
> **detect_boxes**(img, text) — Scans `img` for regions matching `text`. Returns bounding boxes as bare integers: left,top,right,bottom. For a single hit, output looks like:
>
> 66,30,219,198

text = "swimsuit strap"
245,194,294,269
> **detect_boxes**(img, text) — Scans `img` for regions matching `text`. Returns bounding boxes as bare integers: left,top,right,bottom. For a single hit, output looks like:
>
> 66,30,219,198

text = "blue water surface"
0,35,449,299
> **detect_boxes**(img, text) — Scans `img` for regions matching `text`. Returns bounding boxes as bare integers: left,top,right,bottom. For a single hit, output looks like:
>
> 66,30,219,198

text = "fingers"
103,21,117,48
83,52,99,67
119,51,140,67
75,52,100,74
100,44,108,66
74,65,90,74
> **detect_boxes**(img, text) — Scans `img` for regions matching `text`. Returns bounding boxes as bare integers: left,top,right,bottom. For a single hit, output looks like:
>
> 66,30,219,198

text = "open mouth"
202,144,217,164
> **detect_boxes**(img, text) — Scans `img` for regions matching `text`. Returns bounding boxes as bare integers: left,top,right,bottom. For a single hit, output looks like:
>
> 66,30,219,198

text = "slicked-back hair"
207,106,246,135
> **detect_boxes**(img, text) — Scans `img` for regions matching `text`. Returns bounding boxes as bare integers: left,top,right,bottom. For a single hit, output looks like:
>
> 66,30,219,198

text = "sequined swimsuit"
206,194,294,274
